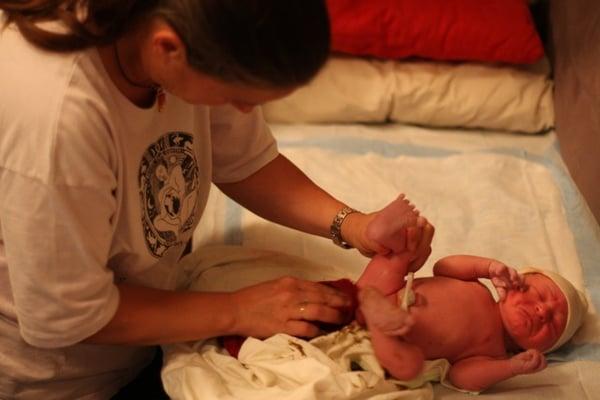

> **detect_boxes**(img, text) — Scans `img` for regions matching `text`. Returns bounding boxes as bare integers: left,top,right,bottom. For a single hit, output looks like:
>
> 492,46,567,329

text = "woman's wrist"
330,206,361,248
219,292,243,335
339,211,367,251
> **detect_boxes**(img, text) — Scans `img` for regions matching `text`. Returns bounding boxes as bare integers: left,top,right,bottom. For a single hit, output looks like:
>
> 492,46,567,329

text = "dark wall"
551,0,600,224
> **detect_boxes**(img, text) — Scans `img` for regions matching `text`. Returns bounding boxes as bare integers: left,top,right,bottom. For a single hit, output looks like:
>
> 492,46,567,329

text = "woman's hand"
228,276,352,338
359,194,421,255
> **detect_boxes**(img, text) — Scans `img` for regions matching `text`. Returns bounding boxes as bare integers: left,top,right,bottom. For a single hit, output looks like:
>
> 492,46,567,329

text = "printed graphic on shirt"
139,132,200,258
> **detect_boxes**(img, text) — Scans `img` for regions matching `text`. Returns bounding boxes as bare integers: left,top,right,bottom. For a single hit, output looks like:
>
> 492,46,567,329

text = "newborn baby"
357,253,588,392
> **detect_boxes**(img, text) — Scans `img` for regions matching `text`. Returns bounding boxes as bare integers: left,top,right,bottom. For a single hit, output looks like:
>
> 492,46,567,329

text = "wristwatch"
330,206,359,249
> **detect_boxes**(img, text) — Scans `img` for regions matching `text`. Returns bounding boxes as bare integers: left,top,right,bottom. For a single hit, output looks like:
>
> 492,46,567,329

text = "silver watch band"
330,206,359,249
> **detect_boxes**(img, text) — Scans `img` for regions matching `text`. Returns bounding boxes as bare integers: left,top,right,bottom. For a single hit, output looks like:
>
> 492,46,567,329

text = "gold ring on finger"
299,302,309,314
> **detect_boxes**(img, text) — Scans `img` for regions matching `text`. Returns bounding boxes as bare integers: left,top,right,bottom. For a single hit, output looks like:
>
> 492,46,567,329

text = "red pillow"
327,0,544,64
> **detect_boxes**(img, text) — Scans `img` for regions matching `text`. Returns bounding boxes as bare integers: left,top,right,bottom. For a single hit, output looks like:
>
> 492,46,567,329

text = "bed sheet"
166,123,600,399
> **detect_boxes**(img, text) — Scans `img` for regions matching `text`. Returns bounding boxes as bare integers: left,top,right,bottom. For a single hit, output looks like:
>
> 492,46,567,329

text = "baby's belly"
403,277,503,361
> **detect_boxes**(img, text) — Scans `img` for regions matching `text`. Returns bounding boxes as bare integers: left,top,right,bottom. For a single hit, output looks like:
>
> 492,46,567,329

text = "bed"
159,0,600,399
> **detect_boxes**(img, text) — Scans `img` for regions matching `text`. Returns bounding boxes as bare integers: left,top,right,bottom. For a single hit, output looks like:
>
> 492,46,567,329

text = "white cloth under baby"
162,322,469,400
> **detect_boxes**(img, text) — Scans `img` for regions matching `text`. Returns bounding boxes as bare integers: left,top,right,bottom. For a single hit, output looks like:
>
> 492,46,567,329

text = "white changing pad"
169,123,600,400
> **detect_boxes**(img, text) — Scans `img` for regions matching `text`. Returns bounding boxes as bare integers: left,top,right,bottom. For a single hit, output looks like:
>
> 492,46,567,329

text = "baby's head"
499,267,588,353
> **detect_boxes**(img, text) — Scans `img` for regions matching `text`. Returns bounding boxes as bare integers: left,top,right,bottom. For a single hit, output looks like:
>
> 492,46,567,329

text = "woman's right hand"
228,276,352,338
352,194,421,257
348,194,434,273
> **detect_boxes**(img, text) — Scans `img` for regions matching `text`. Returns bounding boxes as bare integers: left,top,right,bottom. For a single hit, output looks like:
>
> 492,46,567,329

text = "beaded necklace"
113,43,165,111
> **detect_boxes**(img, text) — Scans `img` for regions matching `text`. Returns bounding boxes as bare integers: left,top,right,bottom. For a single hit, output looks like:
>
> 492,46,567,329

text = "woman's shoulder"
0,24,89,112
0,27,117,181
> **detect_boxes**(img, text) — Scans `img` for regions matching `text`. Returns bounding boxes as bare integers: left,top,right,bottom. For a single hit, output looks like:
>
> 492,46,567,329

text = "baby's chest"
406,285,505,360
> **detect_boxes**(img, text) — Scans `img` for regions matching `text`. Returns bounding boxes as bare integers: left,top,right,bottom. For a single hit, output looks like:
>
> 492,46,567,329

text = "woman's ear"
150,23,187,69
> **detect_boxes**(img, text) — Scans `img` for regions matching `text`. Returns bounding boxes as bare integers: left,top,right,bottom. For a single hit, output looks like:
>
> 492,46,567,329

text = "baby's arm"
433,255,503,280
434,255,523,299
448,350,546,392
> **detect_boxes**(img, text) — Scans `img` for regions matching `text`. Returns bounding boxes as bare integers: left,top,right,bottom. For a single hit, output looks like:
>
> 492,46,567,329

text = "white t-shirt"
0,23,278,399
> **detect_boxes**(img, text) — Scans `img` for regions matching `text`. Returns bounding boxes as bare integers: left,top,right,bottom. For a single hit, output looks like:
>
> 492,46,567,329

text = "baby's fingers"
491,277,509,299
527,350,547,372
495,286,507,301
511,349,547,375
506,267,524,289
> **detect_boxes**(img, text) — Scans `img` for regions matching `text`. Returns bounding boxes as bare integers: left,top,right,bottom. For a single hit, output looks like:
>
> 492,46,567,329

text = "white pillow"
265,57,394,123
263,57,554,134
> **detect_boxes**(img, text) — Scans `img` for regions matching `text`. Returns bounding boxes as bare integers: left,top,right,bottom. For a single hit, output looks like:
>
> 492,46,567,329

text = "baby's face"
499,273,568,351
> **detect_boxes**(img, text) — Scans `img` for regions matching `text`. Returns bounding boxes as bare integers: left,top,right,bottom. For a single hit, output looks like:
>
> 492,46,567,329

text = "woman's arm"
84,277,351,345
216,153,431,258
216,153,349,240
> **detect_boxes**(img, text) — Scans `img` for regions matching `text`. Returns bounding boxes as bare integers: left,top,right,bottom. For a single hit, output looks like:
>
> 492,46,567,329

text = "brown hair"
0,0,330,86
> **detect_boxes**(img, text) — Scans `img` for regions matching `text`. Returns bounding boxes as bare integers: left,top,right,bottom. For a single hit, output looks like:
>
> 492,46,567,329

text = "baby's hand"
359,286,415,336
510,349,547,375
489,260,524,301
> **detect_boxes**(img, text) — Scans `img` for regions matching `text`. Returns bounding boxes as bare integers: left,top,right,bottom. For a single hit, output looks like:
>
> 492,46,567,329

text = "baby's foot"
358,286,414,336
365,194,420,254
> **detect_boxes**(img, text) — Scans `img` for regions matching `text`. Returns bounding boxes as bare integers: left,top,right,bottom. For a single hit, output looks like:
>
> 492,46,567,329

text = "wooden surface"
551,0,600,224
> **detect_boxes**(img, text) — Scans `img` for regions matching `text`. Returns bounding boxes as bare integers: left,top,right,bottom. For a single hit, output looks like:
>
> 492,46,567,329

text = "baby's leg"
369,327,425,381
359,287,424,381
356,252,413,295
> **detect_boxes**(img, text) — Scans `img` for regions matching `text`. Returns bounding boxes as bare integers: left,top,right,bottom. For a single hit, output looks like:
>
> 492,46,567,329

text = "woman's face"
499,273,568,351
143,23,296,112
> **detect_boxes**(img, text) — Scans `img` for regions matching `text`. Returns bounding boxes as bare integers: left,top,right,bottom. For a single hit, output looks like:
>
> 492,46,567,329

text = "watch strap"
330,206,359,249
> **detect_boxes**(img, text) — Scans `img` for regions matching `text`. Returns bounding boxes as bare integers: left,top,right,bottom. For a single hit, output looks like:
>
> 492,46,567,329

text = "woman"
0,1,433,398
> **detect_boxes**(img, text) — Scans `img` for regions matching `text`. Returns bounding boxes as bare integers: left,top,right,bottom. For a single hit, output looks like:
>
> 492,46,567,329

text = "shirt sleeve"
0,87,120,349
209,105,279,183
